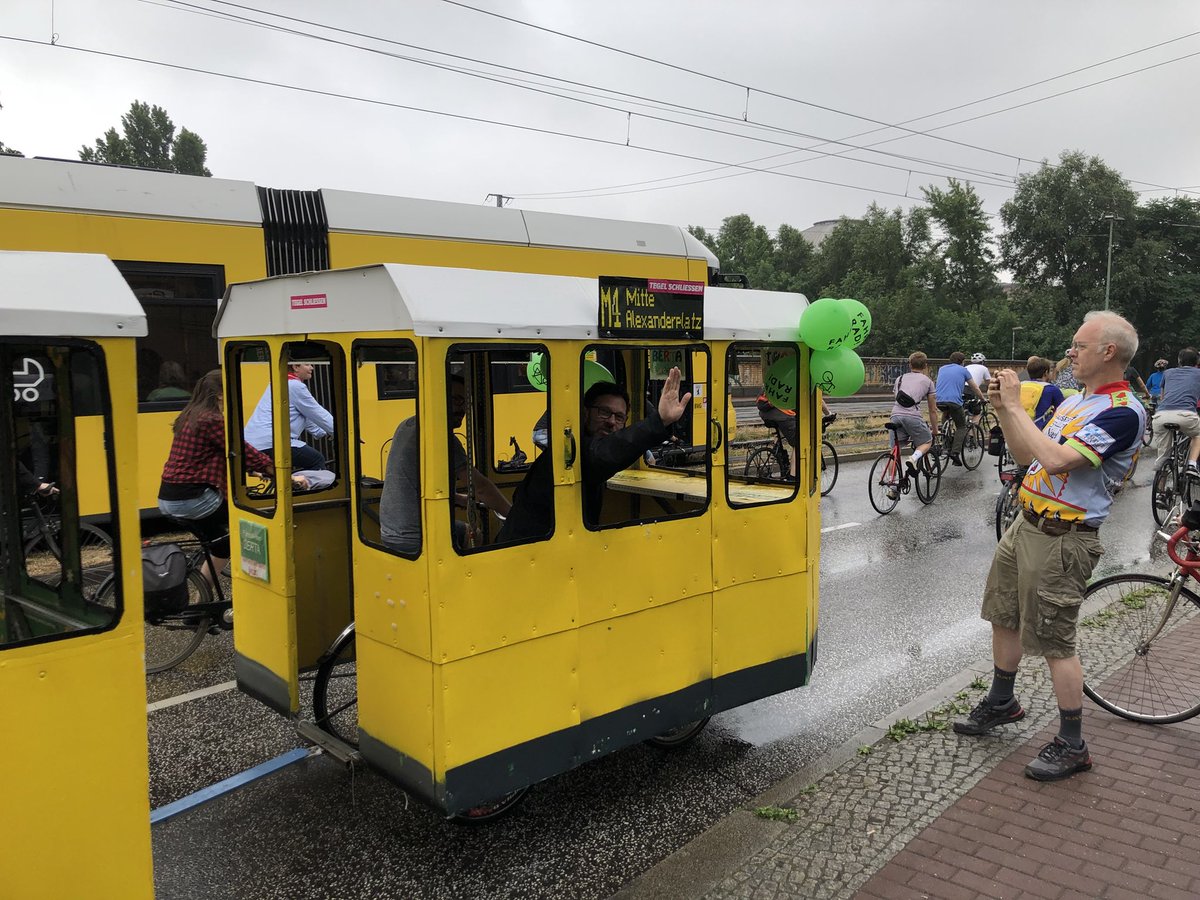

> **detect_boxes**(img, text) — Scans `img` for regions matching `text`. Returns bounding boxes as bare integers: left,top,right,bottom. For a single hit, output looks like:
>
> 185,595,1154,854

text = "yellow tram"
0,156,721,518
1,251,154,898
216,262,821,815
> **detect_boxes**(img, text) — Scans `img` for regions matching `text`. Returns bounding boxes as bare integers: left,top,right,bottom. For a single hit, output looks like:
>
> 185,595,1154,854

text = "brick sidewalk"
857,709,1200,900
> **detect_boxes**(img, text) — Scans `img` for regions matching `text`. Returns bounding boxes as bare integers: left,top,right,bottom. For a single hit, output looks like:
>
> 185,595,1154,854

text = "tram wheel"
647,716,711,749
453,787,531,825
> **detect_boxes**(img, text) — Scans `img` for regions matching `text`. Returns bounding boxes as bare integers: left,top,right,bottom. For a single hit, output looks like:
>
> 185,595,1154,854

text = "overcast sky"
3,1,1199,235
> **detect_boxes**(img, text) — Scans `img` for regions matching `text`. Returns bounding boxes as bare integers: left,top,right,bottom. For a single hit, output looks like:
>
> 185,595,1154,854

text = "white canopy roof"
215,264,806,342
0,251,147,337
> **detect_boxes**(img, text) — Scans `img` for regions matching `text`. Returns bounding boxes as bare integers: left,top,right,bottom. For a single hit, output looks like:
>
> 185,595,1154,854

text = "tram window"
727,342,800,507
2,341,120,649
228,343,276,517
116,262,223,406
448,345,551,553
280,341,342,495
353,341,420,557
581,344,709,530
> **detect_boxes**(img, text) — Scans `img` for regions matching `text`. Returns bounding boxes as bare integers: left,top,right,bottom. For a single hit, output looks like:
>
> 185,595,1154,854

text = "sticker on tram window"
648,347,687,380
12,356,47,402
290,293,328,310
598,276,704,340
240,519,270,581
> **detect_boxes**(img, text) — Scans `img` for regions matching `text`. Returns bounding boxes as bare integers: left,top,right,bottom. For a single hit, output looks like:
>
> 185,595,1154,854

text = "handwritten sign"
598,277,704,340
648,347,686,380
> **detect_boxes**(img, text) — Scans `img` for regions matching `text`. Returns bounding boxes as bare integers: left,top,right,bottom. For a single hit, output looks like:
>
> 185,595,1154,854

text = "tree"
79,101,212,176
999,150,1136,313
920,179,997,310
0,141,21,157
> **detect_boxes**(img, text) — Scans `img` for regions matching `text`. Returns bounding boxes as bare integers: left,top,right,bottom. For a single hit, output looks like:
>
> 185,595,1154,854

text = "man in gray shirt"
379,376,511,554
1152,347,1200,475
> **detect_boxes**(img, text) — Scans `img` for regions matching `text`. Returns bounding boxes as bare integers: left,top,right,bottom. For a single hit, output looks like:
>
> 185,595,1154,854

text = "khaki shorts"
981,516,1103,658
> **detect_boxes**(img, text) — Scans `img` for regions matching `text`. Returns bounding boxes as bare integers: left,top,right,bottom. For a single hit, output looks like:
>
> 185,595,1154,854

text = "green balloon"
840,298,872,350
809,348,865,397
527,352,548,391
799,297,853,351
583,359,614,391
764,356,797,410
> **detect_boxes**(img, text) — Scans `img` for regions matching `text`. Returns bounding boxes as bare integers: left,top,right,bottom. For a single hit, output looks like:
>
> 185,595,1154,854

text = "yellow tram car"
216,262,821,816
0,156,722,519
1,251,154,898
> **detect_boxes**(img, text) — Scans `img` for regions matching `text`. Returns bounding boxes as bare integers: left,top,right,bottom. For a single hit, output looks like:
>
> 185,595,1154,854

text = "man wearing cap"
954,311,1146,781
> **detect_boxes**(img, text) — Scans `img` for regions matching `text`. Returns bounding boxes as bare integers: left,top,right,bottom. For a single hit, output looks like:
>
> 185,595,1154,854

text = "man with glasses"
497,366,691,542
954,311,1146,782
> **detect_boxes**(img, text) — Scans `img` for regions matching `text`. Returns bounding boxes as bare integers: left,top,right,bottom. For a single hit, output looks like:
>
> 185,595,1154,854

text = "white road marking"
148,679,238,713
821,522,861,533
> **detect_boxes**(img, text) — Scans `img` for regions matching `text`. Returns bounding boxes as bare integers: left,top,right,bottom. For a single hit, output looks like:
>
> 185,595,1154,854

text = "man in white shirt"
967,352,991,425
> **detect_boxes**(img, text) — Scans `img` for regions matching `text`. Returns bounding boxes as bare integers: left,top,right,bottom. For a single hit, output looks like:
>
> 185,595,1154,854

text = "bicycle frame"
1136,526,1200,648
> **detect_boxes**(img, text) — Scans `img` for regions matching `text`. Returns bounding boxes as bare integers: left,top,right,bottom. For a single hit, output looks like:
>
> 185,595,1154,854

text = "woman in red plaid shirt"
157,370,301,582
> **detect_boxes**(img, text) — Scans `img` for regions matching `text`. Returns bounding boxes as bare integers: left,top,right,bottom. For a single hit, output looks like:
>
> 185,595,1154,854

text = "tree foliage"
0,140,21,157
79,101,212,176
690,153,1200,370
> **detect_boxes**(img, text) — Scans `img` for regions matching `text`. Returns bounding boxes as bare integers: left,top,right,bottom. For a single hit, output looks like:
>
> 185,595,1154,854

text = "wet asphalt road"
149,455,1163,899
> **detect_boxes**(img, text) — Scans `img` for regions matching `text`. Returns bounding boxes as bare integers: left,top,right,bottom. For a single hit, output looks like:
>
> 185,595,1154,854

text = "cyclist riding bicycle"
1151,347,1200,477
1145,358,1169,404
888,351,939,496
935,352,986,465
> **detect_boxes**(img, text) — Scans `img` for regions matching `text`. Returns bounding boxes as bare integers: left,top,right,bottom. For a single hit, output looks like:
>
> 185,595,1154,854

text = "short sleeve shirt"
379,418,467,553
934,363,972,406
891,372,935,419
1157,367,1200,412
1018,383,1145,526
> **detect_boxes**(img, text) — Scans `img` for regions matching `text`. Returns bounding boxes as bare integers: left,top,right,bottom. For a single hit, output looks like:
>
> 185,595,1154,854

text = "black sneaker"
953,698,1025,735
950,454,963,467
906,461,919,480
1024,737,1092,781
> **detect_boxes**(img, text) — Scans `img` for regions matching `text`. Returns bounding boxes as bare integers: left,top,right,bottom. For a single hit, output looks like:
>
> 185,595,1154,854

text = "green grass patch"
755,805,800,822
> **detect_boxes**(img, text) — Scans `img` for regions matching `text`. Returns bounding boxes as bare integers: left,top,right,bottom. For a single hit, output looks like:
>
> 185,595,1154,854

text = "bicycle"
21,487,113,596
95,522,233,674
993,464,1028,541
1078,504,1200,723
932,413,984,472
1151,424,1196,529
744,413,838,496
868,423,941,515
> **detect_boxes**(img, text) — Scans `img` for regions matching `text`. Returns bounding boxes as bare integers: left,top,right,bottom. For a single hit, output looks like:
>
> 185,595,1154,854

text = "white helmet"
970,352,986,363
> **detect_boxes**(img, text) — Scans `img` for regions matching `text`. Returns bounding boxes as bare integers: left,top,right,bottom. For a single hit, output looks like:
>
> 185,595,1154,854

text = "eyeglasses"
1067,341,1114,353
589,405,627,425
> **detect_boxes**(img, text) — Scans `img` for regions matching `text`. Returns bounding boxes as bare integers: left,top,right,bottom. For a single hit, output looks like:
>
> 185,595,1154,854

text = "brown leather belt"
1022,508,1098,535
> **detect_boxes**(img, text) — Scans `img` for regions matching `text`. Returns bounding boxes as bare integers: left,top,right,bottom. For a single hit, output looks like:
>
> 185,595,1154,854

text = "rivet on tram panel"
386,597,394,607
391,622,398,631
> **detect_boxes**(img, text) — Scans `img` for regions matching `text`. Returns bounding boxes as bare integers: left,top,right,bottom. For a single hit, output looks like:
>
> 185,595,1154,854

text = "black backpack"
142,543,189,616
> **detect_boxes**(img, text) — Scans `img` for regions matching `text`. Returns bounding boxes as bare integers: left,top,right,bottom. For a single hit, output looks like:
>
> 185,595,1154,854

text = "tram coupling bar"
296,720,363,768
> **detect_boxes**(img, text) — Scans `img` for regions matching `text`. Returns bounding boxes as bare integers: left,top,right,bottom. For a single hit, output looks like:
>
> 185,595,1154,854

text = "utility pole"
485,193,512,208
1011,325,1024,361
1102,212,1123,311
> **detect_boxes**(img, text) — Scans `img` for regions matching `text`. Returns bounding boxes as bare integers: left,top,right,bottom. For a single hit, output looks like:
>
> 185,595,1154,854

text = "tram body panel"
1,265,154,900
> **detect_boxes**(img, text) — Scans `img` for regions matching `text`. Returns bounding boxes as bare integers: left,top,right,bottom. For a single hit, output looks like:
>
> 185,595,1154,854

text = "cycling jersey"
1018,382,1145,526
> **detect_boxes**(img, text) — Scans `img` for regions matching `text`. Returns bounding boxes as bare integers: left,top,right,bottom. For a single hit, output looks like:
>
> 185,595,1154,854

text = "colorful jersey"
1019,380,1066,430
1018,382,1145,526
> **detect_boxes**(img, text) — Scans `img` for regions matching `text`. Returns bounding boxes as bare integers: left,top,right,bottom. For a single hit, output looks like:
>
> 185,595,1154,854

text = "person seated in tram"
496,366,692,543
378,374,511,554
244,358,334,471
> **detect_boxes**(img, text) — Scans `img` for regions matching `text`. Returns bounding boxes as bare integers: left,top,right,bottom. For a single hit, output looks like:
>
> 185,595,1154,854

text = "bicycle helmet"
1155,358,1169,369
970,352,986,363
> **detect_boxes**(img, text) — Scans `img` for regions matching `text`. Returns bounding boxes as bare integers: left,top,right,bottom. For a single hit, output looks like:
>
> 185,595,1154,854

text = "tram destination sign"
598,276,704,340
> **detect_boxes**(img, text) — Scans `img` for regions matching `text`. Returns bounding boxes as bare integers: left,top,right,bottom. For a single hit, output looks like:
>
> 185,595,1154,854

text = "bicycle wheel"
994,479,1022,541
819,441,838,496
647,717,711,749
744,446,783,481
23,522,113,596
960,424,985,470
144,570,212,674
868,452,900,515
1152,461,1177,527
1080,574,1200,723
313,623,359,748
914,453,940,504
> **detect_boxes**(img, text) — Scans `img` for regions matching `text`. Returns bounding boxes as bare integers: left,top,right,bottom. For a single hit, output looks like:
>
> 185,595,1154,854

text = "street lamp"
1102,212,1124,311
1011,326,1024,361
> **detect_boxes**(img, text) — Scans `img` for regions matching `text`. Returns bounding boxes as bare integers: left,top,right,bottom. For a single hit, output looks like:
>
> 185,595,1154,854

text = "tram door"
225,339,354,714
1,329,153,897
710,341,816,703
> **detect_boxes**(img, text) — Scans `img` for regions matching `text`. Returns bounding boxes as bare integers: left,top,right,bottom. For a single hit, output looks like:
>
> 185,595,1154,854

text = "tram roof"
0,251,147,337
214,264,806,341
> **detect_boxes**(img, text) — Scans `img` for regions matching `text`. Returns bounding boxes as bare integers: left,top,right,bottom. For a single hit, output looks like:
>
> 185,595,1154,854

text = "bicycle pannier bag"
143,543,188,616
987,425,1005,457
